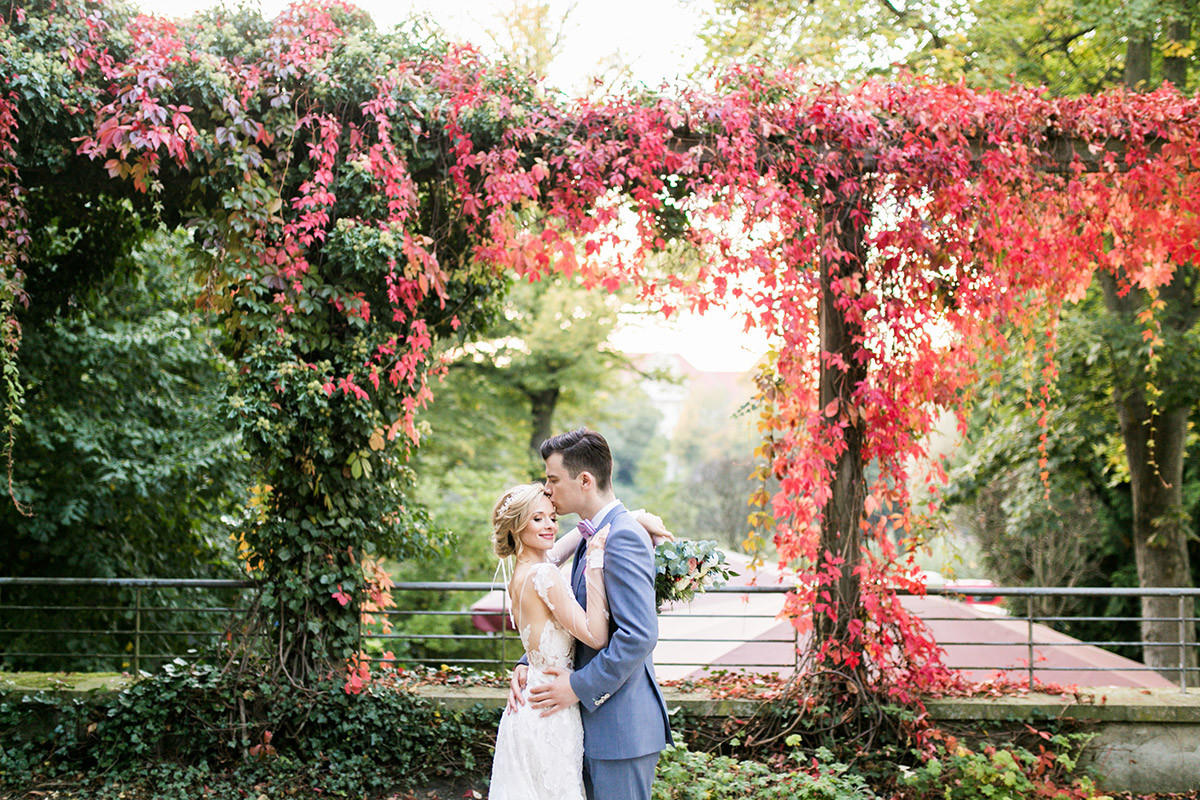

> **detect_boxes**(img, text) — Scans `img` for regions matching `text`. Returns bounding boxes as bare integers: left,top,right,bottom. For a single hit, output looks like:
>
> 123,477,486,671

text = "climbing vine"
2,0,1198,700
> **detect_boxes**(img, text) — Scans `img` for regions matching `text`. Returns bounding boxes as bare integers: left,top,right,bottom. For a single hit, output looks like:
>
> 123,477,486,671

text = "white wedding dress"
489,524,609,800
488,562,587,800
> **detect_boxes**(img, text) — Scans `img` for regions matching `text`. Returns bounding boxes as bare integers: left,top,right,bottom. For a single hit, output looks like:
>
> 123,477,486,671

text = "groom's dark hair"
540,428,613,492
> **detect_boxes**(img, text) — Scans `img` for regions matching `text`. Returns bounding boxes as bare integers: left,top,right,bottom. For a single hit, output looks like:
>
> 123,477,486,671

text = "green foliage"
899,735,1102,800
444,274,632,458
652,744,877,800
0,664,498,796
699,0,1196,93
1,232,245,577
0,231,249,671
944,288,1200,654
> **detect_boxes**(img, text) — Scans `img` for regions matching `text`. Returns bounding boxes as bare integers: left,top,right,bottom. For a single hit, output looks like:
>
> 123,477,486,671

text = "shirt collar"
590,498,620,528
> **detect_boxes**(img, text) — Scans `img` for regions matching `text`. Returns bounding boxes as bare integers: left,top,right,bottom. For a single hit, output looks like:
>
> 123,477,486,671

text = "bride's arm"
534,533,609,650
547,526,582,566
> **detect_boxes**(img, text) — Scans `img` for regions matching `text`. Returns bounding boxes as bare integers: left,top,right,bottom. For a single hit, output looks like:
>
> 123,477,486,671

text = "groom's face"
544,452,585,516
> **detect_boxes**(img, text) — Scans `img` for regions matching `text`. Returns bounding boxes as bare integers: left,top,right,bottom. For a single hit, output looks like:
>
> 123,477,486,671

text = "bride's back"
509,562,575,670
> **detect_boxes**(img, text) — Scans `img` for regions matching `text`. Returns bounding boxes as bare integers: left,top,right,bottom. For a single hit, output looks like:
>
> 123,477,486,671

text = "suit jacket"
568,502,673,760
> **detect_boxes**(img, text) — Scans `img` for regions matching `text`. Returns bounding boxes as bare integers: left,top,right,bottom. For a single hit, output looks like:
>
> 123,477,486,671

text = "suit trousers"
583,751,660,800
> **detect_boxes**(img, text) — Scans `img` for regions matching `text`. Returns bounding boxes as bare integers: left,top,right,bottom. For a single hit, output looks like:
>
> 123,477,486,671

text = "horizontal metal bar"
0,578,256,588
1033,616,1200,624
4,577,1199,597
368,633,500,641
949,665,1200,673
656,638,797,644
924,586,1200,597
937,640,1195,648
658,663,794,668
1,628,230,636
0,605,246,614
0,653,126,659
376,658,505,665
917,615,1200,624
1,605,133,613
382,610,484,617
389,582,797,593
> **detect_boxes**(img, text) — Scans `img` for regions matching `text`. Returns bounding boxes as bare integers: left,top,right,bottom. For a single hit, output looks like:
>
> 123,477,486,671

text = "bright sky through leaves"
136,0,765,371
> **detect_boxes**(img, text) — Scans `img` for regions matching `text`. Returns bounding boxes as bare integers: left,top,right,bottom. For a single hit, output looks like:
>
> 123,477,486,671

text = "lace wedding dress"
489,547,607,800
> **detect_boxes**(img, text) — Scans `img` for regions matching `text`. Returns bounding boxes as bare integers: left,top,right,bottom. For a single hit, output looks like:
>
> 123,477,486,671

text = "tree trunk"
527,386,560,458
1163,17,1192,89
1125,34,1153,89
813,194,869,675
1099,272,1198,685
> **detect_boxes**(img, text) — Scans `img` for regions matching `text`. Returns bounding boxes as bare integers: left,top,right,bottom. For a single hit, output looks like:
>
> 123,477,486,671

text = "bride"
486,483,668,800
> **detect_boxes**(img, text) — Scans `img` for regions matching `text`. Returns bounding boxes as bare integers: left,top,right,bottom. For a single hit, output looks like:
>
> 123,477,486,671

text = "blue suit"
569,503,672,799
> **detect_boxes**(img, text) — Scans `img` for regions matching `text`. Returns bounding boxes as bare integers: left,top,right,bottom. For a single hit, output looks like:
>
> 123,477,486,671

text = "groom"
509,427,672,800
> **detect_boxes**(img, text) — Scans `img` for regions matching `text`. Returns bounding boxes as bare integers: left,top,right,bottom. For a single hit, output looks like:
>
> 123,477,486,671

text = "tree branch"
876,0,945,49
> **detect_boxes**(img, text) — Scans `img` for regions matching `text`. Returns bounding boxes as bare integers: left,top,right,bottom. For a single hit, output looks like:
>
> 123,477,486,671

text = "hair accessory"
497,493,516,518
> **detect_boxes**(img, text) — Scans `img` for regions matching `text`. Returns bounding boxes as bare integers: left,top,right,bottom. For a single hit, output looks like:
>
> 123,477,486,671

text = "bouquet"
653,539,735,610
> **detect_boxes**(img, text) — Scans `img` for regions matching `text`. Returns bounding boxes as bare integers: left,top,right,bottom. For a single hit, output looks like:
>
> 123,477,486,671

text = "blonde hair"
491,483,548,559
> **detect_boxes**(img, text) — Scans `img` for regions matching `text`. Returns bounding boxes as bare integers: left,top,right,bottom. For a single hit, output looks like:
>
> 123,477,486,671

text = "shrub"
652,744,877,800
0,661,499,796
898,735,1104,800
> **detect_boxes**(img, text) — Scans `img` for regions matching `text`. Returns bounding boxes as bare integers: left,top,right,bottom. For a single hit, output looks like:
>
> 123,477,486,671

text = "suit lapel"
572,503,626,599
571,535,588,599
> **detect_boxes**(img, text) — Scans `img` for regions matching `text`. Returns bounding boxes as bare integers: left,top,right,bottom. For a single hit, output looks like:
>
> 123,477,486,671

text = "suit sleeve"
568,523,657,713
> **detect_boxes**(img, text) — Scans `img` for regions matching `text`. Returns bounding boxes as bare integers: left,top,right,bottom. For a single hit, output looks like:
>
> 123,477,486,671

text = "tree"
0,231,245,575
699,0,1200,682
5,0,1200,706
0,231,248,669
698,0,1196,93
446,276,628,459
485,0,578,80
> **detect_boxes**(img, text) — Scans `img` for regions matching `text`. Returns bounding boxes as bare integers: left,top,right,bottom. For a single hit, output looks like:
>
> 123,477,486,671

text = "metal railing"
0,577,254,672
1,578,1197,691
917,585,1200,692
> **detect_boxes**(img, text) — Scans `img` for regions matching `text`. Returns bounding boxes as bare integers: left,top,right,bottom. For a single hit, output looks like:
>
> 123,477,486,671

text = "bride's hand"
634,509,675,545
586,526,607,570
506,664,528,713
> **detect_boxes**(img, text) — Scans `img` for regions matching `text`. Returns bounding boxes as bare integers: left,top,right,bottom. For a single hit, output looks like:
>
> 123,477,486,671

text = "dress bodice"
516,562,576,674
519,618,574,672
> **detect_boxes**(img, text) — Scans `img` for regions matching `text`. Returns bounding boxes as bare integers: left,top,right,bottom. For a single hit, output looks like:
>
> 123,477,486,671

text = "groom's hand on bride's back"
506,664,528,713
529,667,579,717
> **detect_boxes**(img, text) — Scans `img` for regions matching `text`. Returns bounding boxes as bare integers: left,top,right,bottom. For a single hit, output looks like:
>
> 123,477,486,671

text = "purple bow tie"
579,519,597,540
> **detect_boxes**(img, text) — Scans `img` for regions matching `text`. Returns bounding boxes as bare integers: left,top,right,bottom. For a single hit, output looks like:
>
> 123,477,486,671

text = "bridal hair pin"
496,493,516,519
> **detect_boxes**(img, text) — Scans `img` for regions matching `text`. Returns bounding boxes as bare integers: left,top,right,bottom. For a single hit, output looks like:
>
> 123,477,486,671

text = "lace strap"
530,562,561,610
492,557,515,631
510,562,551,629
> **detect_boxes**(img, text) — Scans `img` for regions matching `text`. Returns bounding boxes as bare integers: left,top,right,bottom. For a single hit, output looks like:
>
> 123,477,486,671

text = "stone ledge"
5,673,1196,724
413,685,1200,724
409,685,762,718
0,671,133,696
924,687,1200,724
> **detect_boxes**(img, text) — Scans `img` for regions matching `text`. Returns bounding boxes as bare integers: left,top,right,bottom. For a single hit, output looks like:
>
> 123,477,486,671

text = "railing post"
795,620,801,672
1026,596,1034,688
134,587,142,673
1180,595,1187,694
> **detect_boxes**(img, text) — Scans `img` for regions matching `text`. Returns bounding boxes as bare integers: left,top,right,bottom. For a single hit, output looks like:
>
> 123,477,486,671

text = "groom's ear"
578,470,595,491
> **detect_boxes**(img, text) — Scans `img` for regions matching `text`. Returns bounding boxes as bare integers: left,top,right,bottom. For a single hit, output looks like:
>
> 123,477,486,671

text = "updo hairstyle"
491,483,548,559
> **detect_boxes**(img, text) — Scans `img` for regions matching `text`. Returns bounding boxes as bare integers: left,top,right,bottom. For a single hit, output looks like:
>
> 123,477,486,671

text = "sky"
136,0,769,372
